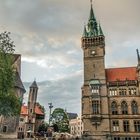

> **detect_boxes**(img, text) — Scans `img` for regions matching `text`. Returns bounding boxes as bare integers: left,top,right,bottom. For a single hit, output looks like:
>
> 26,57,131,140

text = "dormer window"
89,79,100,95
91,86,99,94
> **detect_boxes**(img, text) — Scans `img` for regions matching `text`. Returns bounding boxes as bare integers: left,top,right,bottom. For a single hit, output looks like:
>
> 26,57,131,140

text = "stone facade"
81,2,140,140
0,54,25,133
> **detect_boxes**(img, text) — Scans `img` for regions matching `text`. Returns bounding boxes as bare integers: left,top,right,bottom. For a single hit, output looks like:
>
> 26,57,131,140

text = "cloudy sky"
0,0,140,120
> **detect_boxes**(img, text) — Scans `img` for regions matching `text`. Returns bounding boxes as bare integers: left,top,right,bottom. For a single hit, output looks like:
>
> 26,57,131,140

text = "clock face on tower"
91,50,96,55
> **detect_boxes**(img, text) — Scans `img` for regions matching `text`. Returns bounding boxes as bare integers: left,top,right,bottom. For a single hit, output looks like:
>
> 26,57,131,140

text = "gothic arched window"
121,101,128,115
131,101,138,115
111,101,118,115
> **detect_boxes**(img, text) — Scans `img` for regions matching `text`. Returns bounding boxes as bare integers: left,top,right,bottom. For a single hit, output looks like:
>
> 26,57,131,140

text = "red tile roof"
21,105,28,115
21,105,44,116
106,67,137,82
35,106,44,115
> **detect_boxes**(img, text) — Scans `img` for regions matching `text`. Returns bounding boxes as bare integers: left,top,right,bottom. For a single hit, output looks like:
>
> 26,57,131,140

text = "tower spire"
90,0,93,5
98,23,104,36
89,0,96,21
136,49,140,65
82,24,88,37
82,0,104,38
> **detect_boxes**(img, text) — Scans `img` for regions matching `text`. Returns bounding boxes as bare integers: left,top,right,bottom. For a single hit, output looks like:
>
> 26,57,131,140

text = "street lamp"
48,103,53,126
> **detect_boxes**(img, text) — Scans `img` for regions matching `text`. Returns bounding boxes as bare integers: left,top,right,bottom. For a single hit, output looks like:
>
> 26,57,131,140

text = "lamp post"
48,103,53,126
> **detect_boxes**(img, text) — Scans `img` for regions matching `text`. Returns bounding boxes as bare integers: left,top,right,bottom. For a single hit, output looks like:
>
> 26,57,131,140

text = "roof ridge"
105,66,136,70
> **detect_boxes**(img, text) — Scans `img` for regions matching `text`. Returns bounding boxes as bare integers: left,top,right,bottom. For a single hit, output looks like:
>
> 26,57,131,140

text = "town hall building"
81,1,140,140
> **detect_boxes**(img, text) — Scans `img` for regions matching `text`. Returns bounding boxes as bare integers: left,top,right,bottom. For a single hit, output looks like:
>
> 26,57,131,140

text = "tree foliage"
51,108,69,132
0,31,20,116
38,122,49,132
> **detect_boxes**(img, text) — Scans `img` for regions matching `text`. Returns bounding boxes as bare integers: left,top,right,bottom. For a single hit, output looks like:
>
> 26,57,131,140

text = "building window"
109,88,117,96
111,101,118,115
30,109,32,113
119,88,127,96
109,89,112,95
3,125,7,133
124,137,132,140
129,88,136,95
32,88,35,93
113,137,120,140
91,86,99,95
20,118,24,122
131,101,138,115
123,120,129,132
82,102,84,113
18,127,23,132
112,120,119,131
121,101,128,114
92,100,99,114
134,120,140,132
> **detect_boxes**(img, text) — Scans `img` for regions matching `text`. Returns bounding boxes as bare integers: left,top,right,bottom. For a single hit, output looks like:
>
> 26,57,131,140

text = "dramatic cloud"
23,70,83,119
0,0,140,117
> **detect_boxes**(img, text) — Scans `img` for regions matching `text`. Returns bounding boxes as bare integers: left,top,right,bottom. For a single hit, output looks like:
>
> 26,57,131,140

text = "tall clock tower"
81,2,110,139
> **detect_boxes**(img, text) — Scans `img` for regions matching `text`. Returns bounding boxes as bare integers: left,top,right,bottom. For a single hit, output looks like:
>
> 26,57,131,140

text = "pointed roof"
82,25,88,37
13,54,21,64
82,1,104,38
15,71,26,93
35,105,44,115
30,80,38,88
98,23,104,36
21,105,44,116
21,105,28,115
89,2,96,22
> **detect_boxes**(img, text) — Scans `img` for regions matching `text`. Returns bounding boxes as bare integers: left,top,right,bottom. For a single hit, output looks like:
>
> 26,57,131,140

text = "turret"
137,49,140,67
82,25,88,38
25,80,38,137
136,49,140,90
28,80,38,122
28,80,38,104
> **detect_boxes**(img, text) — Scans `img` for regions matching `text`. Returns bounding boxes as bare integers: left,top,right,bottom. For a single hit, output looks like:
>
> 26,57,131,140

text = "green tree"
38,122,49,132
0,31,21,116
51,108,69,132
